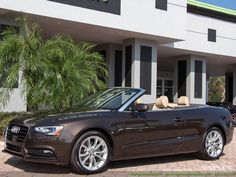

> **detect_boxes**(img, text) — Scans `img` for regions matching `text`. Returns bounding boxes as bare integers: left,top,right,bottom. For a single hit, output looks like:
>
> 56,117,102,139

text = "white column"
233,70,236,105
174,55,207,104
95,43,122,87
0,71,27,112
122,38,157,103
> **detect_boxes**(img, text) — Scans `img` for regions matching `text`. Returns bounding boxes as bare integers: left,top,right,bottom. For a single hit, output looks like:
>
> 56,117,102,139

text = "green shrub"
0,112,25,136
0,17,107,111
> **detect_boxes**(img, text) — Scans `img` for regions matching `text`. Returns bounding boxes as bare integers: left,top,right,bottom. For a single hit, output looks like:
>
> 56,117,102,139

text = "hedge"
0,112,26,136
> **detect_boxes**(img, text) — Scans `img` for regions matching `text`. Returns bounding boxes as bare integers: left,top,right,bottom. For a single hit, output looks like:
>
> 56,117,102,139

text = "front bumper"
3,124,70,166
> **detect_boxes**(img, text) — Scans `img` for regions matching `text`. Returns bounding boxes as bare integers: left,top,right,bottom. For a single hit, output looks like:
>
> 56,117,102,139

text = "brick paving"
0,130,235,177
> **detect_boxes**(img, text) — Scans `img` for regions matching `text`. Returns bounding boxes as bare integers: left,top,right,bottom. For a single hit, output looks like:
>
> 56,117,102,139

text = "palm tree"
0,16,43,110
0,16,107,111
36,35,107,109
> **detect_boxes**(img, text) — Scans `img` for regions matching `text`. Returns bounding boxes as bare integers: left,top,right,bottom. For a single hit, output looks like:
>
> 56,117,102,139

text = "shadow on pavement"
4,153,201,174
5,157,71,174
110,153,197,169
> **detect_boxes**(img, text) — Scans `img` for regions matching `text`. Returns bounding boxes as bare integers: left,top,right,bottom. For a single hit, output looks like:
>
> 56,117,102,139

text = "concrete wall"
0,71,26,113
157,71,174,79
0,0,187,41
0,89,26,112
0,18,26,112
174,55,207,104
169,12,236,57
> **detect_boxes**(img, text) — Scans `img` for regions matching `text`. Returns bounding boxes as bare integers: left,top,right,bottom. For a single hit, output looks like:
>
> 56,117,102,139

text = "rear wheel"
70,131,111,174
198,127,224,160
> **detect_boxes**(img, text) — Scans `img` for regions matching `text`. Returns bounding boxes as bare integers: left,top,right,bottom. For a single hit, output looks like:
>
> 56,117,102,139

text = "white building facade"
0,0,236,112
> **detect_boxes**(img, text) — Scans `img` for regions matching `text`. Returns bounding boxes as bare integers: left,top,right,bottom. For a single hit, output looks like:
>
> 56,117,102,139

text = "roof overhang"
187,0,236,23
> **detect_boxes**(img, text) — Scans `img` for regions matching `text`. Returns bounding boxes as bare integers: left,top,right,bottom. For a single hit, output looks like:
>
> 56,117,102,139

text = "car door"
124,109,185,157
176,107,206,152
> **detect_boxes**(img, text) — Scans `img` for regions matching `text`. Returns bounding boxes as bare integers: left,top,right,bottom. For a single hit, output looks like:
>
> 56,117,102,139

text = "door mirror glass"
131,104,148,112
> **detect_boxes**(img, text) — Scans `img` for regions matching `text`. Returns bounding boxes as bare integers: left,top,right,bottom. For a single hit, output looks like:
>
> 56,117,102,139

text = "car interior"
134,96,190,111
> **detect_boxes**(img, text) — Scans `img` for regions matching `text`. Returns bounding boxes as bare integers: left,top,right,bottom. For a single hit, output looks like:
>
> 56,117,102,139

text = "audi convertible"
3,88,234,174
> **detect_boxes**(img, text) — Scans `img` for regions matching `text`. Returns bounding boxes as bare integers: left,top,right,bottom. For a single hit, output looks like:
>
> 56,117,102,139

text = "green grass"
0,112,26,136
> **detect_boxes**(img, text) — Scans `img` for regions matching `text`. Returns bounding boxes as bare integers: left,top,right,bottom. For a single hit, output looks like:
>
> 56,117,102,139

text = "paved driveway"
0,130,236,177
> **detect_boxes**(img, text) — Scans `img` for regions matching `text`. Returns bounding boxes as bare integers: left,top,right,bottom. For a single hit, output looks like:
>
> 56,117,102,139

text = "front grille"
6,143,22,152
6,124,28,143
6,124,28,153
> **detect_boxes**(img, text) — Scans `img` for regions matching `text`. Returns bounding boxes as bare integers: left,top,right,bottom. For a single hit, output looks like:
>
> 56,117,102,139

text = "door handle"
174,117,182,122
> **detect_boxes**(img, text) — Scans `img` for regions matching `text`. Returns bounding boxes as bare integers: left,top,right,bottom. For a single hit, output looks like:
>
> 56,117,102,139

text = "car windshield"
77,88,140,110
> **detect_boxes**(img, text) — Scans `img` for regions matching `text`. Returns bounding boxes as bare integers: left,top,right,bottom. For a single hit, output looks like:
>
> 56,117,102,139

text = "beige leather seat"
168,103,178,108
135,98,142,104
160,96,178,108
177,96,190,106
152,96,169,110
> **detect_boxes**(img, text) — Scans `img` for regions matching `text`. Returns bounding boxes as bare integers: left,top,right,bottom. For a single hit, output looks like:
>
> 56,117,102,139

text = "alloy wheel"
205,130,223,158
78,136,108,171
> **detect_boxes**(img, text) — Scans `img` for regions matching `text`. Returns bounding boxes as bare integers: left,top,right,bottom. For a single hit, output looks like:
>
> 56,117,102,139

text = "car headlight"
33,126,63,136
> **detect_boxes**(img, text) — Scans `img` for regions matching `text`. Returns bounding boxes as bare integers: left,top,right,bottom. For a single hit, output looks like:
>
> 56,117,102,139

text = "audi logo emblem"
11,126,20,134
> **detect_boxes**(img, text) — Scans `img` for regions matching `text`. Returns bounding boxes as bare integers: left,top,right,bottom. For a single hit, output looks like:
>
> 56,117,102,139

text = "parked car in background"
2,88,234,174
207,102,236,127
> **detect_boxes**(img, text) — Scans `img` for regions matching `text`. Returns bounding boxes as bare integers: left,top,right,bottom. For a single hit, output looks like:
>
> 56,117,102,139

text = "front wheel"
70,131,111,174
198,127,224,160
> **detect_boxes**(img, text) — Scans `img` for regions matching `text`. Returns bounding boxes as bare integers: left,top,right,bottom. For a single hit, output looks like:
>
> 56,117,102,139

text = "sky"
198,0,236,11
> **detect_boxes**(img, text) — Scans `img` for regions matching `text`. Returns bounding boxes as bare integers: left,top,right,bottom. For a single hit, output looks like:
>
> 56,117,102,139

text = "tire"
198,127,224,160
70,131,111,174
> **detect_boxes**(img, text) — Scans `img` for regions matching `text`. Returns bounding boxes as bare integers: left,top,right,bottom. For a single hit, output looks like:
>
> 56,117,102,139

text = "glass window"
157,79,173,102
164,80,173,87
156,80,163,97
77,88,140,110
156,0,167,11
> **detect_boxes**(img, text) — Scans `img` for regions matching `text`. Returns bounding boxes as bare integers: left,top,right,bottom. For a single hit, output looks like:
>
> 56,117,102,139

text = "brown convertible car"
3,88,234,174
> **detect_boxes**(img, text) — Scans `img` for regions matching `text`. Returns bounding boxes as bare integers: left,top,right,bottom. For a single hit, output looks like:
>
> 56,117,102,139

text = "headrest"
178,96,190,106
135,98,142,104
160,96,169,103
155,96,169,108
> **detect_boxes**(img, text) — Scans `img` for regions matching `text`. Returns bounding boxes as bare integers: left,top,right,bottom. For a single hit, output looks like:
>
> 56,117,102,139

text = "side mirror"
131,103,148,112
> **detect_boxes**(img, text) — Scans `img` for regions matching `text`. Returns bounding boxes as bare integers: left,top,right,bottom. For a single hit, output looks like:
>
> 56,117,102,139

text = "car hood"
10,107,111,127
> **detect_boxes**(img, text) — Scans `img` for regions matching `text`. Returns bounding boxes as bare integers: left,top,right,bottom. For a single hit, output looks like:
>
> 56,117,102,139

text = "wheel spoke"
80,152,89,157
213,147,217,156
210,132,214,141
213,134,220,141
95,149,107,154
92,156,99,168
215,141,222,146
87,138,91,149
94,141,104,150
81,144,88,150
82,155,90,164
207,145,211,151
89,156,93,169
93,137,99,148
94,154,105,162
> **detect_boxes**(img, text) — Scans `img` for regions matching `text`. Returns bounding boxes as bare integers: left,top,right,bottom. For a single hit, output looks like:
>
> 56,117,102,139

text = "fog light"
43,150,53,154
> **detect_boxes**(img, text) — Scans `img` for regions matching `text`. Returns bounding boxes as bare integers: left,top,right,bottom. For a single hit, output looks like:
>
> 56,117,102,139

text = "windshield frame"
118,88,145,112
77,88,145,112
